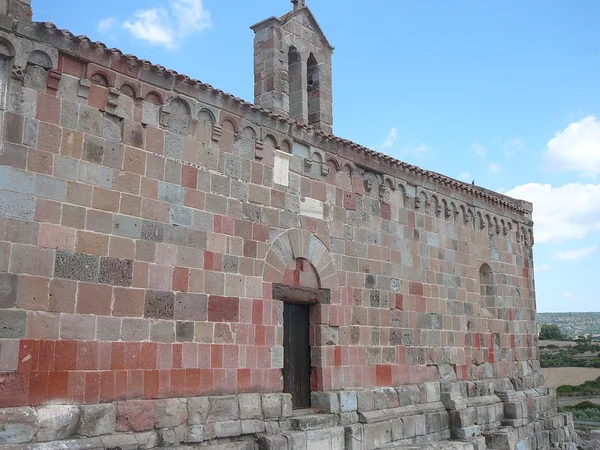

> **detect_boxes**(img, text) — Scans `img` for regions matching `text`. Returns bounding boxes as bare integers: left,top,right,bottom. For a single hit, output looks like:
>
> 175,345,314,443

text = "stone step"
376,441,475,450
290,407,322,417
290,413,339,431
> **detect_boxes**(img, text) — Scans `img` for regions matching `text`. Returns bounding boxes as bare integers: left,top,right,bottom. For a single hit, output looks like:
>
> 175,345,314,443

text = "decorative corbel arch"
263,228,339,290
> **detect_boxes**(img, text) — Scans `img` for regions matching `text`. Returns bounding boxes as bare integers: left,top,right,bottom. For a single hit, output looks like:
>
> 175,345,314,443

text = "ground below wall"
0,381,580,450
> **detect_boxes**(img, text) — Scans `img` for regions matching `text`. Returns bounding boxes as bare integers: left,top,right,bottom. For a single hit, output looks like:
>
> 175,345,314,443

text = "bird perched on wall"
472,180,475,185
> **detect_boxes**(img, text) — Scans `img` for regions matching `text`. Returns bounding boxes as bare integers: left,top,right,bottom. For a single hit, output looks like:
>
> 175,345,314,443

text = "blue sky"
34,1,600,312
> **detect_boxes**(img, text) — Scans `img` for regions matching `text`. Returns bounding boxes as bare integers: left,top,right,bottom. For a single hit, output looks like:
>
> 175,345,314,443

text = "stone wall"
0,3,577,449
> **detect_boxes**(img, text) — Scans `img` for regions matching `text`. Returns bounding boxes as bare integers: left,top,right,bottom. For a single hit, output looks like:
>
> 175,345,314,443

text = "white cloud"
124,9,175,48
122,0,211,49
380,127,397,149
556,246,597,261
458,171,471,181
505,182,600,243
565,292,589,302
504,138,524,157
535,263,551,272
411,144,430,159
544,115,600,177
473,141,486,158
488,163,501,173
98,17,117,33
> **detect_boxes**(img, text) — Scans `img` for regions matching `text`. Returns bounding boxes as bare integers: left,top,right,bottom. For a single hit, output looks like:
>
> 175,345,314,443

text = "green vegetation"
540,335,600,368
538,312,600,339
559,401,600,423
539,324,569,341
557,377,600,396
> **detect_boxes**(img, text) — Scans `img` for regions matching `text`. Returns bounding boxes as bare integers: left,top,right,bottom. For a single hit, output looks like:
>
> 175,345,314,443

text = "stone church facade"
0,0,578,448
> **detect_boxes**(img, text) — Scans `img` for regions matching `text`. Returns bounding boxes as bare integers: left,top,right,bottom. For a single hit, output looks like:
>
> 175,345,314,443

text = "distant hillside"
538,312,600,339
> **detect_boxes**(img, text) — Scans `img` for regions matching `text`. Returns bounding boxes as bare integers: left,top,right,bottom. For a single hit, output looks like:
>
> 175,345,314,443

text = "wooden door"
283,303,311,409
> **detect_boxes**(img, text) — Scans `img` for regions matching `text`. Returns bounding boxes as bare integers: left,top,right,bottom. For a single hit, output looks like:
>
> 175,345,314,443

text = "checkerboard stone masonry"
0,0,578,448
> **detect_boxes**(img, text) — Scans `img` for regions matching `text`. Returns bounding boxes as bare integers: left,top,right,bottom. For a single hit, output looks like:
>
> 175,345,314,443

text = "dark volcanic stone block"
144,290,175,320
54,250,99,282
99,257,133,286
176,321,194,342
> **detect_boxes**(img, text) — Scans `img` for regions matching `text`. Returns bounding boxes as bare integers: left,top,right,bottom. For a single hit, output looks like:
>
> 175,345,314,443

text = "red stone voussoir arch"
262,229,338,290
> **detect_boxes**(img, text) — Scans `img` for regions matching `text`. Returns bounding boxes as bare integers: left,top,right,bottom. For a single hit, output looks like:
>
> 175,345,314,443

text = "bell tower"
251,0,334,133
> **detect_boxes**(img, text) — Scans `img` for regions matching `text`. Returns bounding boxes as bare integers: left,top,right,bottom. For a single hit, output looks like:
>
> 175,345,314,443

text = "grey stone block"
60,314,96,340
210,396,240,422
0,191,34,220
99,434,138,450
174,293,207,321
35,175,67,201
35,405,79,442
78,161,113,189
54,251,99,282
155,398,188,428
120,318,150,341
77,404,116,437
214,420,241,438
239,393,262,419
150,320,175,343
83,134,105,164
141,220,164,242
112,215,142,239
262,393,282,418
188,397,210,425
176,321,194,342
0,310,26,338
0,407,37,444
98,257,133,286
0,273,18,308
340,391,358,412
158,424,186,446
184,424,204,443
170,205,192,227
0,166,35,195
23,118,38,148
158,181,184,205
53,156,79,181
95,316,121,341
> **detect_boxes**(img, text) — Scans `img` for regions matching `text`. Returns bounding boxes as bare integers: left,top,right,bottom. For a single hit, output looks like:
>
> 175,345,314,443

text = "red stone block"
212,368,227,393
68,371,85,404
29,371,49,405
77,282,112,315
225,368,238,394
88,84,107,111
199,369,212,394
98,342,112,371
128,370,144,399
36,93,60,124
409,282,423,296
252,300,263,325
114,370,128,400
204,252,222,272
185,368,201,396
181,165,198,189
311,181,327,201
253,223,269,242
173,267,190,292
60,54,85,77
144,370,159,400
334,346,342,367
172,343,183,369
238,368,251,392
48,370,69,401
156,343,173,370
37,340,55,372
0,372,29,408
99,371,115,402
18,340,39,372
234,219,253,239
395,294,404,310
84,371,100,404
141,343,157,370
375,365,392,387
381,202,391,220
124,343,141,370
208,296,239,322
111,342,126,370
211,344,223,368
223,345,238,369
343,192,356,211
158,370,170,398
77,341,99,371
407,211,416,228
170,369,186,396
